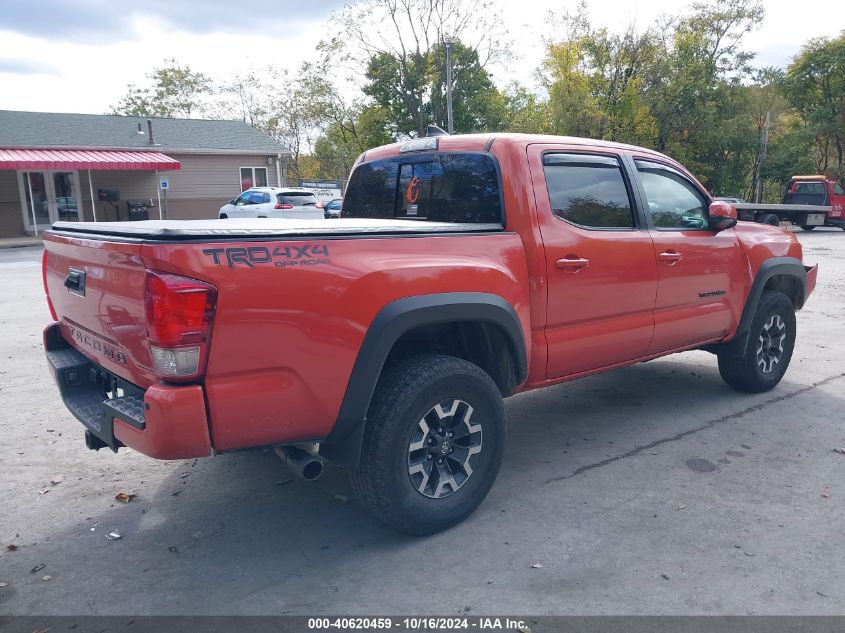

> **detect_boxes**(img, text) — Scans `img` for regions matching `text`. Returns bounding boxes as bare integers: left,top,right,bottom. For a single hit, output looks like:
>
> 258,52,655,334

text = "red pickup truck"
42,133,818,534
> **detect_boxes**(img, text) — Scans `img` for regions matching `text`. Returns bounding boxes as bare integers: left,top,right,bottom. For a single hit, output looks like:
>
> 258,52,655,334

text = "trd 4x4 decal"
202,244,331,269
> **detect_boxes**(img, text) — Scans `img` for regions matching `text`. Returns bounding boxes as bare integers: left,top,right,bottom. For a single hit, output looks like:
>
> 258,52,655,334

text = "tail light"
274,202,293,209
316,202,324,209
144,271,217,381
42,250,58,321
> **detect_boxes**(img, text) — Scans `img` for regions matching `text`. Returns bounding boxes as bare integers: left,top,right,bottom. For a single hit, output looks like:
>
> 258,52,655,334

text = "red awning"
0,148,181,171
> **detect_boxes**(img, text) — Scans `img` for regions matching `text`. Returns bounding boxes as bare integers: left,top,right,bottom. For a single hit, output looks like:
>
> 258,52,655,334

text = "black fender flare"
320,292,527,466
713,257,808,357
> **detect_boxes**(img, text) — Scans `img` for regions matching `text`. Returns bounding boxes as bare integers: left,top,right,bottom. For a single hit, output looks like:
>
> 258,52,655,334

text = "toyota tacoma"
42,132,818,534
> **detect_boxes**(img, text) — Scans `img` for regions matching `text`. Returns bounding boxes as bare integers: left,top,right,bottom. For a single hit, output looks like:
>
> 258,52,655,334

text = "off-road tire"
718,290,796,393
350,354,506,535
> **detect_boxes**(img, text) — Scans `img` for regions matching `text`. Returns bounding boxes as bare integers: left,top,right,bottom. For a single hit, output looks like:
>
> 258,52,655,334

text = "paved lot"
1,231,844,616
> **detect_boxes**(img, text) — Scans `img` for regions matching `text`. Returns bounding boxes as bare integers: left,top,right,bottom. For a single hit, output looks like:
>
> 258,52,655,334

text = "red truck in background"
42,133,818,534
734,175,845,230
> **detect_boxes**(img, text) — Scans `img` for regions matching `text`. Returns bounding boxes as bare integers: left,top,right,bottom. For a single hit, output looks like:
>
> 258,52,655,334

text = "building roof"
0,110,290,155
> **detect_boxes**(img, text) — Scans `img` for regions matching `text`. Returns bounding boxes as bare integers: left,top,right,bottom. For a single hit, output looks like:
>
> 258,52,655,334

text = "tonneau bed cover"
50,218,505,240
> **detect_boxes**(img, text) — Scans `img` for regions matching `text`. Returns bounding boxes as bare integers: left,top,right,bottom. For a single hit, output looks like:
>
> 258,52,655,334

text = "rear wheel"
350,354,506,535
800,225,815,231
759,213,780,226
718,290,796,393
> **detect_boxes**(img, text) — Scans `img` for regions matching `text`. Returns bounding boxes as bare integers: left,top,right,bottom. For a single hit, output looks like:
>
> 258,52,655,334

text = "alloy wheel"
407,399,483,499
756,314,787,374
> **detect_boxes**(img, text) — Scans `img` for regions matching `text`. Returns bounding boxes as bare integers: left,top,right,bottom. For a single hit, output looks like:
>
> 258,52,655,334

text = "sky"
0,0,842,115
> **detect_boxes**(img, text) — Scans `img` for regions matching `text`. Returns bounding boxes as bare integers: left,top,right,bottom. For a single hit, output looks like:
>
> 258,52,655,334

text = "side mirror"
708,200,737,231
228,199,236,205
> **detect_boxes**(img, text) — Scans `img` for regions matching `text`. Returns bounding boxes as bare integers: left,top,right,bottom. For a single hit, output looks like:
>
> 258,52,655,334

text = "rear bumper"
805,264,818,302
44,323,213,460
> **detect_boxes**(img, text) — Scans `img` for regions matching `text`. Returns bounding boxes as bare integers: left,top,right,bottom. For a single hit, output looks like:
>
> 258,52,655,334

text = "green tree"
324,0,510,137
782,33,845,178
111,59,212,118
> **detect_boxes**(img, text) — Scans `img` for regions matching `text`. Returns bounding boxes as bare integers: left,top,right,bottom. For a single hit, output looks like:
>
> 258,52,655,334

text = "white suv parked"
219,187,324,220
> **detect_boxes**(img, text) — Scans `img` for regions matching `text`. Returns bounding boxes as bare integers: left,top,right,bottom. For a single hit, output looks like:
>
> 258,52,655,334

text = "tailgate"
43,233,156,387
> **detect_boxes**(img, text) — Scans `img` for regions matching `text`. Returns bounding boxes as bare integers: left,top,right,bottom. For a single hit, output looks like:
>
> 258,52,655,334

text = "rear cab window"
794,182,825,195
343,153,503,224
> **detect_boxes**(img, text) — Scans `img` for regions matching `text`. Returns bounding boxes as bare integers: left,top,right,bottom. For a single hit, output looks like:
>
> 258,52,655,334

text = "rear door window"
248,192,269,204
343,153,502,223
542,154,635,229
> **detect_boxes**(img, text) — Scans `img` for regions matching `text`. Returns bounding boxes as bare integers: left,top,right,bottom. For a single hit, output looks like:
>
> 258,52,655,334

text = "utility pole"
445,36,454,134
754,111,771,203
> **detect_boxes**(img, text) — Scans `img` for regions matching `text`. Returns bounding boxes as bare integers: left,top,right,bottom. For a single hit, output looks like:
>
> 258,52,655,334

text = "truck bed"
51,218,505,240
734,203,832,213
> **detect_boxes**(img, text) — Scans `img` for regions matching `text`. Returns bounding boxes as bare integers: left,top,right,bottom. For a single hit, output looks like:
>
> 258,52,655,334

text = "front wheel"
350,354,506,535
800,225,815,231
718,289,796,393
759,213,780,226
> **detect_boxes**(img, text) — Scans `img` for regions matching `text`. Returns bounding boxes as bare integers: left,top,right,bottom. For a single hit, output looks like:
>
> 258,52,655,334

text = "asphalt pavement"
0,232,843,616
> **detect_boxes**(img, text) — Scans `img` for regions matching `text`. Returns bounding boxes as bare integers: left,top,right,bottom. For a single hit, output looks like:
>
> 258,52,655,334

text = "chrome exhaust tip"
274,445,325,481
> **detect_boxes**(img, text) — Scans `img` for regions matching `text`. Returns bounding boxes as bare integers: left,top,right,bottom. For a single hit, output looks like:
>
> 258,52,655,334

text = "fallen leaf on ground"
0,582,7,588
833,448,845,455
676,505,687,510
530,563,543,569
179,473,189,479
821,491,830,499
105,531,122,541
661,574,670,580
6,544,17,551
50,476,64,485
38,489,50,495
30,563,45,573
167,546,178,553
114,493,137,503
41,575,51,581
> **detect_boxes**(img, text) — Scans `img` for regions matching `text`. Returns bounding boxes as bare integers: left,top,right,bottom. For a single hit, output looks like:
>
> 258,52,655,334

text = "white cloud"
0,0,842,115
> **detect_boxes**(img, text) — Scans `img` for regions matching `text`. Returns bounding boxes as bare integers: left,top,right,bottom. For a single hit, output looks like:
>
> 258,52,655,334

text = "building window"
240,167,268,190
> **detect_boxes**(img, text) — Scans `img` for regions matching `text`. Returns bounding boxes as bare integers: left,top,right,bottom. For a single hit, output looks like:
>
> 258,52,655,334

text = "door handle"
555,256,590,272
64,267,86,296
658,250,683,265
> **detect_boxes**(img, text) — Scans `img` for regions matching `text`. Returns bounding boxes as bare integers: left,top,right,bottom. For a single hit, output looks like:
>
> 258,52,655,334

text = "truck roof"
362,132,676,164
